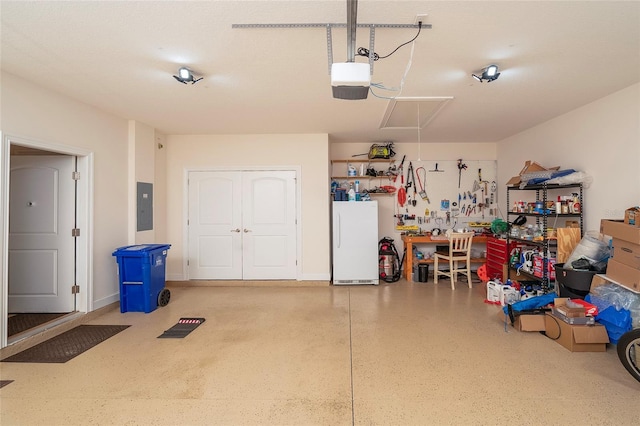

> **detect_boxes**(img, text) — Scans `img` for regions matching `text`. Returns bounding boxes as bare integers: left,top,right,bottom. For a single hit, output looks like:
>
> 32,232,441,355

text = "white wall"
129,120,157,244
331,142,498,245
164,133,330,281
0,71,130,312
154,132,168,243
497,83,640,232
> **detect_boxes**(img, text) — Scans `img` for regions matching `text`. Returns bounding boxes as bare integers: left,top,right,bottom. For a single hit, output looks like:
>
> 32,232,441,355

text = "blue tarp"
502,292,557,315
586,294,632,344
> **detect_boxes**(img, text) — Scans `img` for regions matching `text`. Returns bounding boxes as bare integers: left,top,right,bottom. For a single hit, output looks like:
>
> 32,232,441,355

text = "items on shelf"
505,182,584,293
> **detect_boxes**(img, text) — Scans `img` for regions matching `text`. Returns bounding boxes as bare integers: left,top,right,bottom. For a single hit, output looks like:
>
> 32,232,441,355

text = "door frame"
182,166,302,281
0,133,94,348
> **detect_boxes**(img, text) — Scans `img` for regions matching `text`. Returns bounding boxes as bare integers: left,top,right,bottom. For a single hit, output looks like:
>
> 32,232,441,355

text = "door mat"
0,380,14,388
1,325,130,363
8,313,70,337
158,318,205,338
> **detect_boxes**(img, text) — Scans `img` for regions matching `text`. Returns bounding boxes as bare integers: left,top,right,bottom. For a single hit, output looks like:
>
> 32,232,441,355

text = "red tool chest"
486,236,520,282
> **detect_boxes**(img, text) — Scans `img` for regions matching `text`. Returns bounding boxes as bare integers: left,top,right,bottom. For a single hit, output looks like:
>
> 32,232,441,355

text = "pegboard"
390,159,498,232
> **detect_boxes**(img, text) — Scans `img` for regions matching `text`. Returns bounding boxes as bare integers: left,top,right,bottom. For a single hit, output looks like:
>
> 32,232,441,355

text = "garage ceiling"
1,1,638,143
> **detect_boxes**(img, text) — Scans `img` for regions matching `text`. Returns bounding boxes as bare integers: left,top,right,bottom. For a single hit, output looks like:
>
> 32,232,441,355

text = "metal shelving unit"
330,159,397,196
506,183,584,292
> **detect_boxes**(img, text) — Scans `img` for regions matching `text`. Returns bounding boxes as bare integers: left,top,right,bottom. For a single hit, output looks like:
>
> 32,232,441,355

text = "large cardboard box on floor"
544,314,609,352
600,219,640,245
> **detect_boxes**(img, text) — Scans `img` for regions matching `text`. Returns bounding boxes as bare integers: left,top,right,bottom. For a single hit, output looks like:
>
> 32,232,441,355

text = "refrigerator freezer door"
332,201,379,285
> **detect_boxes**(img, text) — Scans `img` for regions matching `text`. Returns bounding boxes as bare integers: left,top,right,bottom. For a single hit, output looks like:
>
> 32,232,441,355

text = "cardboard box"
507,161,549,186
553,298,586,317
605,258,640,292
516,314,547,331
497,310,546,331
544,314,609,352
625,207,640,227
551,308,596,325
611,238,640,269
569,298,599,316
600,220,640,245
591,273,640,295
553,305,585,318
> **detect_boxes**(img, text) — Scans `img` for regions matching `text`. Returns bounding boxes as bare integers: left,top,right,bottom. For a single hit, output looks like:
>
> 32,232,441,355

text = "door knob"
244,229,252,233
230,228,241,233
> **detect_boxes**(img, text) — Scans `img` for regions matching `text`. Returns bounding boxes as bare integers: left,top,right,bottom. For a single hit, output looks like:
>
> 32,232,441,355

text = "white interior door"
188,170,297,280
8,156,76,313
188,171,242,279
242,171,297,280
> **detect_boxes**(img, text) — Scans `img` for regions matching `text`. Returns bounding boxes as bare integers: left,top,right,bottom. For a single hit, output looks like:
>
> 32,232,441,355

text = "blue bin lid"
112,244,171,256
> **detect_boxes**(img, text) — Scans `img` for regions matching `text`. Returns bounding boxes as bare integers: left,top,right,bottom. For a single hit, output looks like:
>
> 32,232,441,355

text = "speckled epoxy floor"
1,279,638,425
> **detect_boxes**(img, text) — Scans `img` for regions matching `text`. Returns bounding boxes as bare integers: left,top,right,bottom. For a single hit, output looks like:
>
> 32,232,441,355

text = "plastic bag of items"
564,231,610,271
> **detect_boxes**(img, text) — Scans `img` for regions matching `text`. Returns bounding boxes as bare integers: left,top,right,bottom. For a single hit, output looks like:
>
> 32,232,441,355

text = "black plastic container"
554,263,597,299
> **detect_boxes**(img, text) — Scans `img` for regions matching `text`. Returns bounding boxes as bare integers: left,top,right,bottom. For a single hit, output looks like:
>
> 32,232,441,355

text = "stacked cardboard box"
625,207,640,227
544,298,609,352
600,219,640,292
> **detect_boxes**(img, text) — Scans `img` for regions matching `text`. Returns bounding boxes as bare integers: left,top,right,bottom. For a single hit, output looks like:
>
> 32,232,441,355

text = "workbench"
401,234,488,281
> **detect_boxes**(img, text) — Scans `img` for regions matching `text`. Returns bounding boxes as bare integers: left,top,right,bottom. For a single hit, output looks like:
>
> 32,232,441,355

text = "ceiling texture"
1,1,639,144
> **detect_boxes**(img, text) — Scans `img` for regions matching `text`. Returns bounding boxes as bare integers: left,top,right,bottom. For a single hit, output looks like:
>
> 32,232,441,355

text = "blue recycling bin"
112,244,171,313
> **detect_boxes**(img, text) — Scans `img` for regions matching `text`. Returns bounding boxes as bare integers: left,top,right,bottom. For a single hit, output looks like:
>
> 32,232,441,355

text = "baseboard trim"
167,280,330,287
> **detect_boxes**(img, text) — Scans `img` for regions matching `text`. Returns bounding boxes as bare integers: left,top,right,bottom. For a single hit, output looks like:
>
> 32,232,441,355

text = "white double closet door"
188,170,297,280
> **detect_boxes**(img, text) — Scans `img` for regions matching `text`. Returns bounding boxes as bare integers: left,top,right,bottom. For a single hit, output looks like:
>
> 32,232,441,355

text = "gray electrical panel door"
137,182,153,231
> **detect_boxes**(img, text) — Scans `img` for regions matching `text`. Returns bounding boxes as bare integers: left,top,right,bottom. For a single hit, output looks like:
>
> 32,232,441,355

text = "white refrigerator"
332,200,379,285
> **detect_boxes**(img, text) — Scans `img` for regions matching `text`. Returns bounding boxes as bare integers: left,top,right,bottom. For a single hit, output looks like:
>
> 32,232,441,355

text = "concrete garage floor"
1,278,638,425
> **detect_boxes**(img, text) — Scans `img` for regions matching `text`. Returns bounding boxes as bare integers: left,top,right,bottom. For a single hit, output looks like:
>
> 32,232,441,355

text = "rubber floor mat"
8,313,69,337
158,318,205,338
1,325,130,363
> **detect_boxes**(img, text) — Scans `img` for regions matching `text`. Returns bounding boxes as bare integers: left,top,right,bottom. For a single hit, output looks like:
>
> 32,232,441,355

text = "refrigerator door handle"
336,214,340,248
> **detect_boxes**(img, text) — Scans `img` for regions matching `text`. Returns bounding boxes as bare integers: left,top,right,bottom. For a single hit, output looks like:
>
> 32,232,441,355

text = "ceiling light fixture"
472,64,500,83
173,67,202,84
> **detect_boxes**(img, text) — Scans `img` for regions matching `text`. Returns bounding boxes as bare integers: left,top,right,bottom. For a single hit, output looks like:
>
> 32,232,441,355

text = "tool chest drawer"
486,237,519,281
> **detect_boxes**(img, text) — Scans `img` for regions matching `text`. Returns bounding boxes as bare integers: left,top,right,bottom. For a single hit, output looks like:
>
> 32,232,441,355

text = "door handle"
230,228,241,233
244,229,252,233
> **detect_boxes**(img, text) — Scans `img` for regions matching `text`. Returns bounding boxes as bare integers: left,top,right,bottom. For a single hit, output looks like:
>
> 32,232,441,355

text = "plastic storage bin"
554,263,597,299
112,244,171,313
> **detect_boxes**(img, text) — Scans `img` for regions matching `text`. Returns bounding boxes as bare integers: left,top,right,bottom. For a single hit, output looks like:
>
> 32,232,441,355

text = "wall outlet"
414,14,428,25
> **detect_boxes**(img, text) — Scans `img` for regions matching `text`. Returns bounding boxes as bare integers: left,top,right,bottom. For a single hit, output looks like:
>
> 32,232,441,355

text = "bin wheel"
158,288,171,307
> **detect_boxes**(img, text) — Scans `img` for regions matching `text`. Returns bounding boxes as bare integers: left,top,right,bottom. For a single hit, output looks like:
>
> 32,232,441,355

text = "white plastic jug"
500,286,520,306
486,280,502,303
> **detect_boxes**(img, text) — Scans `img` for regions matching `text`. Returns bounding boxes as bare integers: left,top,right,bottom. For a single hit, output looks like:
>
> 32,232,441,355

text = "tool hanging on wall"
397,185,407,207
394,155,406,183
457,159,467,188
490,180,496,205
429,163,445,172
405,161,414,190
406,162,417,206
415,167,430,203
396,155,406,207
